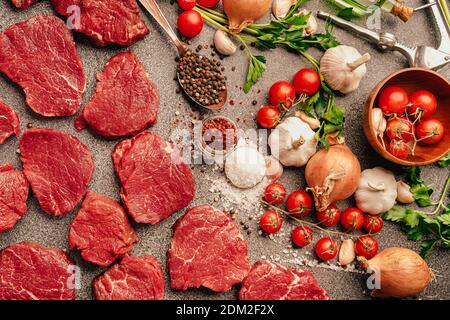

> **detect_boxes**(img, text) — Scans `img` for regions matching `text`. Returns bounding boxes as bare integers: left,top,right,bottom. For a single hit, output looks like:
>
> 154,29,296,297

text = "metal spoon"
138,0,227,110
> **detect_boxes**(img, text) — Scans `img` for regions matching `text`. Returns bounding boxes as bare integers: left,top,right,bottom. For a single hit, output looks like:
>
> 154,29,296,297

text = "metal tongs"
317,0,450,70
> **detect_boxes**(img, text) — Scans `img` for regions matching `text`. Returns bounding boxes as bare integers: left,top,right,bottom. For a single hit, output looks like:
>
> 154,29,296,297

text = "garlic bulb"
397,181,415,204
295,9,318,36
295,111,321,129
339,239,356,266
268,117,317,167
272,0,297,19
320,45,371,94
225,145,266,189
213,30,237,56
355,167,397,215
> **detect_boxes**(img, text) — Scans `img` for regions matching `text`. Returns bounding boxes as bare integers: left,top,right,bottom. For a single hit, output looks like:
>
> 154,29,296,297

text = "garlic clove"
397,181,415,204
272,0,297,19
213,30,237,56
295,111,321,129
265,155,284,182
339,239,356,266
296,9,318,36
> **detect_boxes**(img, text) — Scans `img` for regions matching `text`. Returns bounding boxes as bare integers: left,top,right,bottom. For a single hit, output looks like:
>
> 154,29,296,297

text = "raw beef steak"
0,16,85,117
93,255,164,300
113,132,195,224
20,128,94,217
168,205,251,292
0,242,76,300
75,52,159,138
10,0,37,9
51,0,149,46
239,261,329,300
0,100,20,145
69,191,138,267
0,164,29,233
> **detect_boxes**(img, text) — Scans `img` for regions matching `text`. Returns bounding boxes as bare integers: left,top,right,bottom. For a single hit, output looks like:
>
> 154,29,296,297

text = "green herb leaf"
420,239,439,258
322,104,345,125
437,213,450,226
438,153,450,167
403,167,434,207
244,55,266,94
337,7,354,21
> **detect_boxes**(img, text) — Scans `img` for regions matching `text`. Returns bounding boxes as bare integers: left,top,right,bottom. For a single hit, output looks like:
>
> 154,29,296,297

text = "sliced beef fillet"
69,191,138,267
51,0,149,46
113,132,195,224
20,128,94,217
0,242,76,300
75,52,159,138
0,100,20,145
93,255,164,300
0,164,29,233
239,261,329,300
10,0,38,9
168,205,251,292
0,15,85,117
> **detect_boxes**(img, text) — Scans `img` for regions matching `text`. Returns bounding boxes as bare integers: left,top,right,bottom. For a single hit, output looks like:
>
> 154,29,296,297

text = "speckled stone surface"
0,0,448,300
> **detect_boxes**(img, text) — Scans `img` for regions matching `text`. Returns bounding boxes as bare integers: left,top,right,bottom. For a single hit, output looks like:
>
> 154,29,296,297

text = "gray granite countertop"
0,0,448,300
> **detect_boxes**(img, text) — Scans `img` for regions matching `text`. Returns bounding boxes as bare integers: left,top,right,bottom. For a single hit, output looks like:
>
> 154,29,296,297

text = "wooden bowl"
364,68,450,166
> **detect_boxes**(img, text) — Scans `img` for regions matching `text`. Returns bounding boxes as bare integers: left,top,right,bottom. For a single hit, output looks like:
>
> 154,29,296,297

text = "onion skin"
358,247,432,298
223,0,272,33
305,145,361,211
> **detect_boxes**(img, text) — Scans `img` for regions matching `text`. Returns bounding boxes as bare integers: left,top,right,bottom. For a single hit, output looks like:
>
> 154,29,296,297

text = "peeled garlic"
320,45,371,94
265,155,284,182
372,108,387,148
272,0,296,19
296,9,318,36
295,111,321,129
339,239,356,266
213,30,237,56
397,181,415,204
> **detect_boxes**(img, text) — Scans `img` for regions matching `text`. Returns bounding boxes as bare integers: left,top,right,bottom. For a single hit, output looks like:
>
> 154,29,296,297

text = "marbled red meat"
0,164,29,233
75,52,159,138
69,191,138,267
93,255,164,300
113,132,195,224
10,0,37,9
20,128,94,216
0,100,20,145
0,242,76,300
239,261,329,300
51,0,149,46
0,15,85,117
168,205,251,292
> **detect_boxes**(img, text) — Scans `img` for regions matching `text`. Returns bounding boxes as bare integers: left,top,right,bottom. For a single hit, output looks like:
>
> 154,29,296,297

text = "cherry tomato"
285,190,313,217
385,117,413,142
389,139,411,160
378,86,409,115
268,81,296,109
264,182,286,205
256,105,281,129
259,210,283,234
340,208,364,231
355,235,378,259
416,118,445,145
363,215,384,234
292,68,320,96
292,226,313,247
316,204,341,227
178,0,196,10
407,90,437,120
177,10,203,38
315,237,339,261
197,0,219,7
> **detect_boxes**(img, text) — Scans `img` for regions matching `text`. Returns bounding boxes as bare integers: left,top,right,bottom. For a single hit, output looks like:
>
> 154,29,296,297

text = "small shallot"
213,30,237,56
396,181,415,204
358,247,432,298
339,239,356,266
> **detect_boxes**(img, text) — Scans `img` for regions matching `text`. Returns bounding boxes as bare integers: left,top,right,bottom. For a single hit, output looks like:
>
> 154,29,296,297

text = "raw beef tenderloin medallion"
168,205,251,292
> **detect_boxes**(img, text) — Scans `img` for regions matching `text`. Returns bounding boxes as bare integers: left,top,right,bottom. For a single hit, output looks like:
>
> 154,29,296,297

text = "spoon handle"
138,0,186,56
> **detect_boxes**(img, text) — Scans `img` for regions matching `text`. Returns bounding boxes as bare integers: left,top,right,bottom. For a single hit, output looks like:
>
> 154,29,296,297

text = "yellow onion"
223,0,272,33
358,247,432,298
305,145,361,211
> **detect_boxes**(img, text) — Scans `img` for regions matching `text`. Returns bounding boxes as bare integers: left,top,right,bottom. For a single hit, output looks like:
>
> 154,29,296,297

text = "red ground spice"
202,117,237,152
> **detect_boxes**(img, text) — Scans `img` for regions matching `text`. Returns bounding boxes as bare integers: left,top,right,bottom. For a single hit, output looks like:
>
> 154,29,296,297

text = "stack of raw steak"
0,16,86,117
